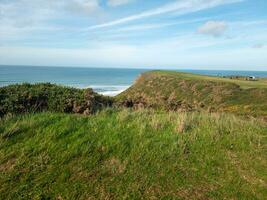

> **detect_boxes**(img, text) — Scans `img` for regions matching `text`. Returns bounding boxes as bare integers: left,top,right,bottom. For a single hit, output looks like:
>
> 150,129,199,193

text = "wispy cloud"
87,0,243,30
104,17,210,32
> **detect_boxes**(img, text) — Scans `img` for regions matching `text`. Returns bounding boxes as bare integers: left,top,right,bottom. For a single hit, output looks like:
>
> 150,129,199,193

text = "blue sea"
1,65,267,96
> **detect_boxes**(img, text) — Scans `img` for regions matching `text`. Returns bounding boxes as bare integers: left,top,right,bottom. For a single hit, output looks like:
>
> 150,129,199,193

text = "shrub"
0,83,113,116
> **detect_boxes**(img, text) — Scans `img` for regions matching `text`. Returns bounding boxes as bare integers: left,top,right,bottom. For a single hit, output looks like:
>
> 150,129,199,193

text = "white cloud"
0,0,102,42
0,0,101,20
65,0,100,15
252,43,265,49
107,0,134,7
1,44,266,70
87,0,243,29
197,21,228,37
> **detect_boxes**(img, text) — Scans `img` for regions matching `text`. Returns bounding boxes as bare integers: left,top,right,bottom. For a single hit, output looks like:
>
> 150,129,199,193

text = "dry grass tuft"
175,113,192,133
0,158,16,172
150,116,164,130
104,157,127,175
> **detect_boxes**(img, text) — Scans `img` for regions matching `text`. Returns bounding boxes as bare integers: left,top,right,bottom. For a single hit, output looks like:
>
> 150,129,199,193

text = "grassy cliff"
1,110,266,199
116,71,267,117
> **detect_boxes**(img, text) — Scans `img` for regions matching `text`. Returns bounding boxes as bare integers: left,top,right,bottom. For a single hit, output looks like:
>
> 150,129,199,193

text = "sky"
0,0,267,70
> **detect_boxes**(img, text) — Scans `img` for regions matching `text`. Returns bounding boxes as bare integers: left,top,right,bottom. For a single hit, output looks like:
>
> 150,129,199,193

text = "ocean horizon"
1,65,267,96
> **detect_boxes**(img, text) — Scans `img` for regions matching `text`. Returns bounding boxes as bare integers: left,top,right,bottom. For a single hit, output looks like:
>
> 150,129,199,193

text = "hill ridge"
116,71,267,117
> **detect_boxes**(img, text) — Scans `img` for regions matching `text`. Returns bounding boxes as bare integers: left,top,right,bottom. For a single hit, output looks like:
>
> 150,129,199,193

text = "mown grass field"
153,71,267,89
1,109,266,200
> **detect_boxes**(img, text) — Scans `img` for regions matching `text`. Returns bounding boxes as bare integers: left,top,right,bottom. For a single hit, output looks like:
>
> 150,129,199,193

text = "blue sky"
0,0,266,70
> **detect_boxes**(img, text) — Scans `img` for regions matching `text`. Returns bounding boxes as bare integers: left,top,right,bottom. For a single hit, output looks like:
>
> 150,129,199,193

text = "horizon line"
0,64,267,72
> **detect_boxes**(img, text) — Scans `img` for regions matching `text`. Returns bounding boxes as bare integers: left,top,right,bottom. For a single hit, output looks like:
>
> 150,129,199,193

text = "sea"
1,65,267,96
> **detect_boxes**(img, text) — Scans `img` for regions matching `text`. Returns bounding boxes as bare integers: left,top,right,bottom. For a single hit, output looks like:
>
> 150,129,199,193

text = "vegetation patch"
0,110,266,199
0,83,113,117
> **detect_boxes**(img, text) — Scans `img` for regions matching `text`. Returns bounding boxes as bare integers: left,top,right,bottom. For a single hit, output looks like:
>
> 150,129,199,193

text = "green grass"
117,71,267,117
1,110,266,199
151,71,267,89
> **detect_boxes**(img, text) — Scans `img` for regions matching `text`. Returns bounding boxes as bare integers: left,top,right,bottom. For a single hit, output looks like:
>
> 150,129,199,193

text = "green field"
1,110,267,199
151,71,267,89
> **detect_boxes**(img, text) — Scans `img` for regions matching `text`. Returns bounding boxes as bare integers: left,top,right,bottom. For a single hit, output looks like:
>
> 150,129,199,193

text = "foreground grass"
0,109,266,199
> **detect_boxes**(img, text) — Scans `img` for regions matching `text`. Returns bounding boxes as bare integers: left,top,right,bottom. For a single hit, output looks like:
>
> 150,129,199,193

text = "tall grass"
0,109,266,199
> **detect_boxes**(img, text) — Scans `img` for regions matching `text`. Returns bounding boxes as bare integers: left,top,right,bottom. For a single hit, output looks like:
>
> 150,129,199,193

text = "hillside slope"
116,71,267,116
0,110,266,199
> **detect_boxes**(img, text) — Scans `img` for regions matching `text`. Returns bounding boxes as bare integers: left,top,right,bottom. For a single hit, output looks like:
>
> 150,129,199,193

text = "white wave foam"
98,89,126,96
69,84,130,96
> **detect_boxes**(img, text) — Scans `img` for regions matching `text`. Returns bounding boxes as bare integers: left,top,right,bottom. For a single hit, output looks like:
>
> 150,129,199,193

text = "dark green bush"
0,83,113,116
